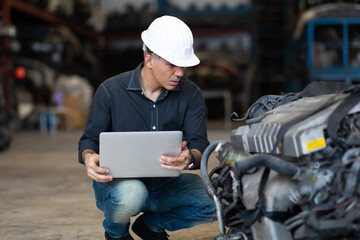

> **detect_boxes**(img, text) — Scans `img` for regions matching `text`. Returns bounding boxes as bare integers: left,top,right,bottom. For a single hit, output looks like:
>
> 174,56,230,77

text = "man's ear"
144,54,154,69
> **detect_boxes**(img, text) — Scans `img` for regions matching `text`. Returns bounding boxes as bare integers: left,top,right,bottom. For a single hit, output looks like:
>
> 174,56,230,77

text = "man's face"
151,56,184,90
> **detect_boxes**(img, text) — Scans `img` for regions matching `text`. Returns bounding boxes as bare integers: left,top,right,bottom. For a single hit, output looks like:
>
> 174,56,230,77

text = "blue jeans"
93,173,216,238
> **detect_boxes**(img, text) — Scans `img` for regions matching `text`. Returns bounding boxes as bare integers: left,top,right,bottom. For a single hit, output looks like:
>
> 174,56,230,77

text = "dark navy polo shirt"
78,63,209,163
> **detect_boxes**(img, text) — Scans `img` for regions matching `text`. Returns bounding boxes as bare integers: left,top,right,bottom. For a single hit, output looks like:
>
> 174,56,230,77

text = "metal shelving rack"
1,0,100,117
2,0,99,41
157,0,251,15
306,18,360,83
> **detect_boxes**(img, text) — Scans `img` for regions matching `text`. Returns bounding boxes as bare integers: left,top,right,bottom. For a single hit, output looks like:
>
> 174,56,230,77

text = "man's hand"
159,141,192,171
82,151,113,182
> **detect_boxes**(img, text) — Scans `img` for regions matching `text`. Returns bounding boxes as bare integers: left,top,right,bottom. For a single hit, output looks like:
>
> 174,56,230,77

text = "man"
78,15,215,240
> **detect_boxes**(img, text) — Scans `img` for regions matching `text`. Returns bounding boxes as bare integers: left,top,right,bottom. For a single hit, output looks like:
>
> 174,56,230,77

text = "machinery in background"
287,3,360,92
6,24,97,133
201,82,360,239
0,25,18,151
0,73,12,151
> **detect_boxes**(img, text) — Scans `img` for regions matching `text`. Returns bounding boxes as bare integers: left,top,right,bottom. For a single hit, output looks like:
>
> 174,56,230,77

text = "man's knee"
194,194,216,217
106,180,148,223
188,175,216,217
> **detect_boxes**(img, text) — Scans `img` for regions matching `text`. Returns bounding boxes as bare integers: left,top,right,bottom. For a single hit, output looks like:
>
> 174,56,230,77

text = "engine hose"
216,142,300,179
235,154,300,178
201,140,226,235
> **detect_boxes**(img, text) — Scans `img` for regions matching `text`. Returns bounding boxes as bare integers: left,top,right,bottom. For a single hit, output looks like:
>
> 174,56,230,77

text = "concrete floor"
0,124,234,240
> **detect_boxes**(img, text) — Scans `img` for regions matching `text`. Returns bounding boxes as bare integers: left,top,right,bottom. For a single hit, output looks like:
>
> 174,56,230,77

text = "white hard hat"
141,15,200,67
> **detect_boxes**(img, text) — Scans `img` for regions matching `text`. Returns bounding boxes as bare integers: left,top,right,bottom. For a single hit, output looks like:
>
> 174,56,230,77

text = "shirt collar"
126,62,181,92
127,62,143,91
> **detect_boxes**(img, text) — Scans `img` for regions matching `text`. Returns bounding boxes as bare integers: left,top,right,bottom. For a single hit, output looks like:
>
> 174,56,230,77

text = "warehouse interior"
1,0,360,239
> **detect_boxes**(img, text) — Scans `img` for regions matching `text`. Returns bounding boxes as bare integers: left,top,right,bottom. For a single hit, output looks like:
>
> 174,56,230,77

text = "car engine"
201,82,360,240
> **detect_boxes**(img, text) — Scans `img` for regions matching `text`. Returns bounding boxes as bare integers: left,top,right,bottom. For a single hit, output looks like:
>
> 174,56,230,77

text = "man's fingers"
181,141,187,150
160,155,188,170
86,162,113,182
161,162,186,171
87,165,108,175
94,174,113,182
94,166,110,174
87,168,113,182
83,152,113,182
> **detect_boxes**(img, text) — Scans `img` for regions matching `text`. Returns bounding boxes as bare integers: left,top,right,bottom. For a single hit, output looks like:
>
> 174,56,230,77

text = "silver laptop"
99,131,182,178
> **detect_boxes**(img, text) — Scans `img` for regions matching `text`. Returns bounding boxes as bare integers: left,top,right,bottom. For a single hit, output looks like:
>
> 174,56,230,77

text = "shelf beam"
9,0,100,42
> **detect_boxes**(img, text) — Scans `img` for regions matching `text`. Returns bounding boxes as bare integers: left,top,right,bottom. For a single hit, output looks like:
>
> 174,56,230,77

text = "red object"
14,66,26,79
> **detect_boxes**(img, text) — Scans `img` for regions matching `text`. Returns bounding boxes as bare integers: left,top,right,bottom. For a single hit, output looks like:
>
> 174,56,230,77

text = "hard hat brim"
167,54,200,68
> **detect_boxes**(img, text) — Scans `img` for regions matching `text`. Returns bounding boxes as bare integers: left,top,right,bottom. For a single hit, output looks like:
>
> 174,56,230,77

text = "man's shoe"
105,231,134,240
131,215,169,240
